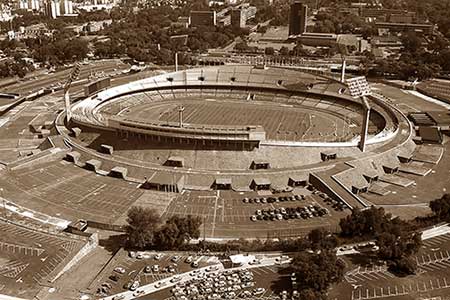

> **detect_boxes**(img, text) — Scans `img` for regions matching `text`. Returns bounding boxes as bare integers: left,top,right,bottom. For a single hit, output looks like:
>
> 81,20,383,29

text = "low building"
297,33,338,47
213,178,232,190
375,22,434,34
250,178,271,190
141,173,185,193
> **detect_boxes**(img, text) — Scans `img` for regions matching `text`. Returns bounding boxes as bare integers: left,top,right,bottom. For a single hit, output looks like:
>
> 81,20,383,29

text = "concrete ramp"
379,174,415,187
368,183,391,196
309,167,368,210
399,164,432,176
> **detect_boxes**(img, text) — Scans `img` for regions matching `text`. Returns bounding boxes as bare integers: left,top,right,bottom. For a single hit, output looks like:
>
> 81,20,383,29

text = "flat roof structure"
109,166,128,179
165,156,185,167
100,144,114,155
85,159,102,172
419,127,443,144
143,172,185,192
65,151,81,164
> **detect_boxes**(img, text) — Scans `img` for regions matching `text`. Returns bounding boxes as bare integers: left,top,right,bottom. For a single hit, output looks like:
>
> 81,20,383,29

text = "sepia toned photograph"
0,0,449,299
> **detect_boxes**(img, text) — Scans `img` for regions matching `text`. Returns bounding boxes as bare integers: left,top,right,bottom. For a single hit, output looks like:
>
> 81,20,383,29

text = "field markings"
352,277,450,300
210,192,220,238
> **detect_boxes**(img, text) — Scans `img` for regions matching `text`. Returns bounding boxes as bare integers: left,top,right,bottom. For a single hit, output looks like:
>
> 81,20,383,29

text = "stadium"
1,61,449,300
52,64,422,238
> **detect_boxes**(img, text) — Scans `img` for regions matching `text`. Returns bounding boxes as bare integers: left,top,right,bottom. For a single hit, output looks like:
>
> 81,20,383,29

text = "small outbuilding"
100,144,114,155
321,151,337,162
250,160,270,170
382,163,399,174
141,173,185,193
352,183,368,195
250,178,271,190
71,127,82,138
363,169,379,184
85,159,102,172
109,166,128,179
65,151,81,164
164,156,185,168
397,153,413,163
213,178,232,190
288,176,307,187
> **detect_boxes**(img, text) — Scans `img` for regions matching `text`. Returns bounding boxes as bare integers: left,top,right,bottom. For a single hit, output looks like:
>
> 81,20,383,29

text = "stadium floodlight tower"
63,63,81,122
346,76,372,152
178,105,185,128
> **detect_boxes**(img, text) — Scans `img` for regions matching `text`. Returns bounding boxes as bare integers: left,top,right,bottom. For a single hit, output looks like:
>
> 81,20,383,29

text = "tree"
234,41,250,52
339,206,393,238
264,47,275,55
388,256,417,276
430,194,450,220
279,46,289,56
400,32,422,53
307,228,338,250
291,251,345,295
297,289,327,300
156,215,202,249
126,207,161,249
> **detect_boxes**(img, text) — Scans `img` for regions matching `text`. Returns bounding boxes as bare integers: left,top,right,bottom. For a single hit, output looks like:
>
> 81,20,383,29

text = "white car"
170,276,181,283
130,281,140,291
154,253,163,260
207,265,219,272
114,267,125,274
154,281,166,288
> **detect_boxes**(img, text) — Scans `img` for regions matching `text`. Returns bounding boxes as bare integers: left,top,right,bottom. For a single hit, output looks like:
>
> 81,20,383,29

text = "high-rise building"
18,0,28,9
289,1,307,36
45,0,73,18
45,0,60,19
18,0,41,10
231,9,246,28
29,0,40,11
60,0,73,15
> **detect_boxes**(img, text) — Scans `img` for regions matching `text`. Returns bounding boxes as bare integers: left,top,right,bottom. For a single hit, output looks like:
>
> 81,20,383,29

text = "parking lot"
162,189,348,239
0,220,85,299
0,160,143,223
134,262,292,300
94,250,221,298
331,230,450,300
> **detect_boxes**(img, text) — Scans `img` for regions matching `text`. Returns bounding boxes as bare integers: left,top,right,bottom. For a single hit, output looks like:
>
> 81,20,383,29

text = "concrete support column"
359,96,370,152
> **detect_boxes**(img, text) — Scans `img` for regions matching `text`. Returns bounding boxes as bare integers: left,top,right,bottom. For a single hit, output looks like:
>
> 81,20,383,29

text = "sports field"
120,99,359,142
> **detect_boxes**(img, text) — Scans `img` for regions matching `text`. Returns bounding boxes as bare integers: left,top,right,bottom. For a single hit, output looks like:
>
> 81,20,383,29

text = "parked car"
130,280,140,291
114,267,125,274
253,287,266,295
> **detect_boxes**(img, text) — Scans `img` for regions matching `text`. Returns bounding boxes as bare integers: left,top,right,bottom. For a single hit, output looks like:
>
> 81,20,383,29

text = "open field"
121,98,355,142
